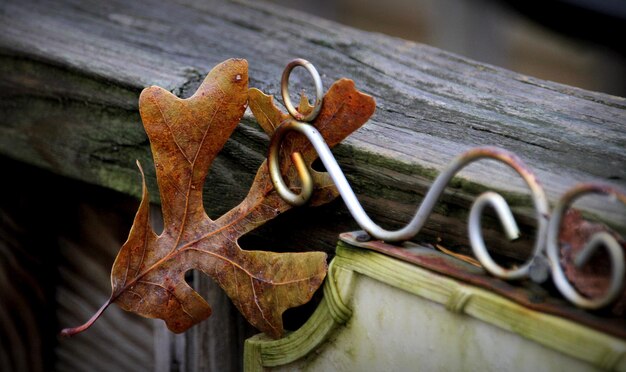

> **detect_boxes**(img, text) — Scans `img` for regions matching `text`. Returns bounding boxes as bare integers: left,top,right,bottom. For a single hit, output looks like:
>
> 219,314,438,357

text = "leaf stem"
59,298,112,337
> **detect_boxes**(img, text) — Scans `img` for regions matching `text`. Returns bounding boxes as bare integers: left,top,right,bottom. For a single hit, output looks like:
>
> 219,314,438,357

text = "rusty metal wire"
267,58,625,309
546,184,626,309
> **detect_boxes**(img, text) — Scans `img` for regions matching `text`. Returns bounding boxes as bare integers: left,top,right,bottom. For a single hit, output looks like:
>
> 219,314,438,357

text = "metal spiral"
267,58,625,309
546,184,626,309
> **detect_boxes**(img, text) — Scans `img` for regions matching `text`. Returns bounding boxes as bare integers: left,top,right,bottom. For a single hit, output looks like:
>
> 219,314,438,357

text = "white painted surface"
277,275,600,371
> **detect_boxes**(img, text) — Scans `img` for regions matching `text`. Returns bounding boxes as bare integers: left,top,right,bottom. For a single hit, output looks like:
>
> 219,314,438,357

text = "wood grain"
1,0,625,262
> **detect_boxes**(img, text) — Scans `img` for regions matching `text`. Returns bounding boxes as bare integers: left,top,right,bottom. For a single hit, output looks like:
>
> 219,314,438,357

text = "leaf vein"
138,280,195,321
185,247,319,286
148,93,193,165
250,277,276,332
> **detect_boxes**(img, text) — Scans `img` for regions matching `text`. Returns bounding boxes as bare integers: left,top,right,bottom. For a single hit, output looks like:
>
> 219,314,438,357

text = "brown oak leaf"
61,59,374,339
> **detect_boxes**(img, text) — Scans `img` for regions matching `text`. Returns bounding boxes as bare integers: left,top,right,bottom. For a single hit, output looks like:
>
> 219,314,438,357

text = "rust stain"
559,208,626,316
340,232,626,340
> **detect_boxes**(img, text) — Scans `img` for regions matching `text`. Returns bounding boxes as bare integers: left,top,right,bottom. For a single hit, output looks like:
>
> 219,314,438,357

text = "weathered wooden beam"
1,0,625,261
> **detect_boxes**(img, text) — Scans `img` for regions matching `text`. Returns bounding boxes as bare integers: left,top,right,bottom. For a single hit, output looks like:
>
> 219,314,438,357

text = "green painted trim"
244,298,338,372
244,262,356,371
244,242,626,371
323,260,352,324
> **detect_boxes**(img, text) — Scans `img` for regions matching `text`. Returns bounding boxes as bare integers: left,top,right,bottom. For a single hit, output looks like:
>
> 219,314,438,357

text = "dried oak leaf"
60,58,372,339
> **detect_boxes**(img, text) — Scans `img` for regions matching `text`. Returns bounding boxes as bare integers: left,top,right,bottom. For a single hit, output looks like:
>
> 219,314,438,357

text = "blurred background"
269,0,626,96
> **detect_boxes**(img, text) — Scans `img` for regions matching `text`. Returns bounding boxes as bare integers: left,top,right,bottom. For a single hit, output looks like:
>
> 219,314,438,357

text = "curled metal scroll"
267,58,625,309
281,58,323,122
547,184,626,309
269,120,549,280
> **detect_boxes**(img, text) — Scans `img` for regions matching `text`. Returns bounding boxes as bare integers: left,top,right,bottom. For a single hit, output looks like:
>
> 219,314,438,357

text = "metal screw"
355,231,371,242
528,255,550,284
